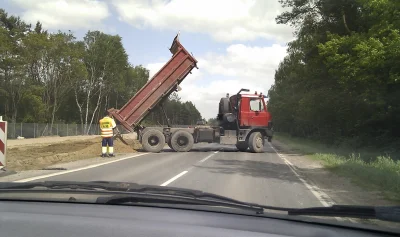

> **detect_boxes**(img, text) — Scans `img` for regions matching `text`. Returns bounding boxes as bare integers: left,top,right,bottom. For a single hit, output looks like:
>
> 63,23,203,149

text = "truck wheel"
139,127,151,141
171,130,194,152
142,129,165,153
219,98,230,114
249,132,264,153
235,142,248,152
268,137,272,142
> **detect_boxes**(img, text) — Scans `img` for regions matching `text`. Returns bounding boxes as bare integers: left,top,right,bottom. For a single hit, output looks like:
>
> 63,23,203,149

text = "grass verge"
274,133,400,202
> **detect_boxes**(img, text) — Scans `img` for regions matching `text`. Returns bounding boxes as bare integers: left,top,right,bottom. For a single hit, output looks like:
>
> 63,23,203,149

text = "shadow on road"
195,159,304,183
137,143,280,153
136,147,279,153
135,147,240,152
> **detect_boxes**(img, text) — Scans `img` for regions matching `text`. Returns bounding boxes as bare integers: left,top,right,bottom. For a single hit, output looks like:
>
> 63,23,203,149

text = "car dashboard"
0,201,396,237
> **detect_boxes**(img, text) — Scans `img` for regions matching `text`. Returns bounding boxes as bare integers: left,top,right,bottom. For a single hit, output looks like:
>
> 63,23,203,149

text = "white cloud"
112,0,294,43
10,0,109,30
147,62,165,79
147,43,287,119
201,44,286,85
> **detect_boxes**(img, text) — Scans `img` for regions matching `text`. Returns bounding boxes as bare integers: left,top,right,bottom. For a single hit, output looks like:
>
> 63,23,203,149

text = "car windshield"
0,0,399,232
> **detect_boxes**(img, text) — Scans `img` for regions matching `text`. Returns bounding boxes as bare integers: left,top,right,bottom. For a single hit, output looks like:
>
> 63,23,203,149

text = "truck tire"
248,132,264,153
219,98,230,114
223,113,236,123
268,136,272,142
139,127,151,141
235,142,248,152
142,129,165,153
171,130,194,152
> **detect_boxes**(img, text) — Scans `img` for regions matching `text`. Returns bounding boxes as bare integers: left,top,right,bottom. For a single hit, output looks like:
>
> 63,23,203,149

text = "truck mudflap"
109,34,198,132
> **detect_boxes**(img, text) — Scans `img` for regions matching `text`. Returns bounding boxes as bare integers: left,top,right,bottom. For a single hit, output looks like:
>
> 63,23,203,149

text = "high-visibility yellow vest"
99,116,116,138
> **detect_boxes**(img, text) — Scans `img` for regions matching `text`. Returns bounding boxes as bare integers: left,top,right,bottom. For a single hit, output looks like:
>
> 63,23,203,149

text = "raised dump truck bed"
108,34,273,153
108,34,198,132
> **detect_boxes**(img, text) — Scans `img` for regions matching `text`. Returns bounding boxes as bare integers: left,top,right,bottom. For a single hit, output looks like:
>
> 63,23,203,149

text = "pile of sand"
6,136,141,171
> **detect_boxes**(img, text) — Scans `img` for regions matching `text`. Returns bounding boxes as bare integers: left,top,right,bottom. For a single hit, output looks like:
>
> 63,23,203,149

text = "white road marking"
160,171,188,186
161,151,219,186
14,153,149,183
269,144,332,207
199,151,219,163
269,144,353,222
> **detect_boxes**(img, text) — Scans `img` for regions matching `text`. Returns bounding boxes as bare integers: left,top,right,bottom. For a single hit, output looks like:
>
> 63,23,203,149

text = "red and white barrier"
0,117,7,168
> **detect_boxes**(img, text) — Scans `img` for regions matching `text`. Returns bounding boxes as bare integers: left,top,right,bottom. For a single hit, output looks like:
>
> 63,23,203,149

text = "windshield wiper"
95,194,265,213
0,181,265,213
0,181,126,191
1,181,399,223
0,181,266,208
287,205,400,223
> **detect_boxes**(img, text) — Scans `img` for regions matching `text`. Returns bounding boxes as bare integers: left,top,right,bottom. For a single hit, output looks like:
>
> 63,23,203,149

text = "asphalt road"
33,143,324,208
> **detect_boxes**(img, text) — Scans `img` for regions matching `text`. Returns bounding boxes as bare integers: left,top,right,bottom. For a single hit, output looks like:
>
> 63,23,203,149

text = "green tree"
23,31,85,131
75,31,128,134
207,117,218,126
0,8,202,133
269,0,400,146
0,9,30,123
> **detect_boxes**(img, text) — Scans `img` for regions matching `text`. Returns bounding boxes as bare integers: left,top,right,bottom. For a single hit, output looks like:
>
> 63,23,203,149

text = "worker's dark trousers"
101,137,114,155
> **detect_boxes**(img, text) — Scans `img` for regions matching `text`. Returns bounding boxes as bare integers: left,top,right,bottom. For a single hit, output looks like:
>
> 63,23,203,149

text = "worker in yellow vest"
99,111,117,157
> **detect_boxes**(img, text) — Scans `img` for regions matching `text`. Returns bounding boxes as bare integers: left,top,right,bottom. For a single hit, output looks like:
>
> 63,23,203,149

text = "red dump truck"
108,34,273,153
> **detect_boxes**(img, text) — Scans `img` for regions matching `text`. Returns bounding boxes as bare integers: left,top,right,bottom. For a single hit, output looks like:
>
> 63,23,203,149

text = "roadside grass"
274,133,400,202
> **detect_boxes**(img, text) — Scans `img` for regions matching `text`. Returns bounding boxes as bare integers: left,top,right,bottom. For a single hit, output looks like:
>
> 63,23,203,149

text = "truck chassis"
138,126,273,153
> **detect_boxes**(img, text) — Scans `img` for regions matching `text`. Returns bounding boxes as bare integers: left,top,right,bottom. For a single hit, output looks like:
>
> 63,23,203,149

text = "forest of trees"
0,9,202,134
142,92,202,127
268,0,400,147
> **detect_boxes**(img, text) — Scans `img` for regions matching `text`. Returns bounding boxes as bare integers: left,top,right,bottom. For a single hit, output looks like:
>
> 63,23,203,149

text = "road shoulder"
271,139,397,207
5,134,140,171
0,152,147,182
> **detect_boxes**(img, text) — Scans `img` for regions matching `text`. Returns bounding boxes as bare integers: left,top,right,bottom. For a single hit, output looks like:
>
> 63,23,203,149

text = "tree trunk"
341,9,351,34
74,88,84,135
50,96,57,135
86,85,103,135
84,89,91,134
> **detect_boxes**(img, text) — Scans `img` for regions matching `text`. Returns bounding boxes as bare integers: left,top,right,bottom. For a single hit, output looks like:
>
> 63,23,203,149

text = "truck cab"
213,90,274,152
235,93,271,128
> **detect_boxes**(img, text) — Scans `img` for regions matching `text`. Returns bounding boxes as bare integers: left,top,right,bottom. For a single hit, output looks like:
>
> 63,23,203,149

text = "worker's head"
104,111,110,117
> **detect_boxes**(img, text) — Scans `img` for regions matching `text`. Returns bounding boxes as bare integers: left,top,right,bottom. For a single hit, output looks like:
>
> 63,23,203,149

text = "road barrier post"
0,116,7,168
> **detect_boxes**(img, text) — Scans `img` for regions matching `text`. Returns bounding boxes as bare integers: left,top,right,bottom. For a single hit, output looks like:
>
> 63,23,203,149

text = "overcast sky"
1,0,295,119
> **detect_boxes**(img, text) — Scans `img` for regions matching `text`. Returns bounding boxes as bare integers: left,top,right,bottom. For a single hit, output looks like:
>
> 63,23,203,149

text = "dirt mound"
6,136,141,171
